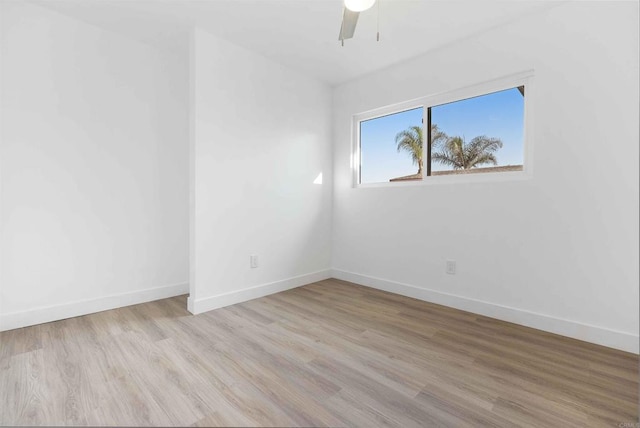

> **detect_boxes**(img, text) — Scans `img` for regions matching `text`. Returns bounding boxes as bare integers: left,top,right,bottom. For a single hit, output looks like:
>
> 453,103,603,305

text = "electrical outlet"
250,255,259,268
446,260,456,275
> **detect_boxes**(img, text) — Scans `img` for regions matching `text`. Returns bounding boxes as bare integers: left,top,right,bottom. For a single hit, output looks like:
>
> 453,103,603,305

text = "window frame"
352,70,534,188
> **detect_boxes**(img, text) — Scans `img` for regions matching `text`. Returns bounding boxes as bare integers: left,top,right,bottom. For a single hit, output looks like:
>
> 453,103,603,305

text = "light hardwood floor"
1,279,638,427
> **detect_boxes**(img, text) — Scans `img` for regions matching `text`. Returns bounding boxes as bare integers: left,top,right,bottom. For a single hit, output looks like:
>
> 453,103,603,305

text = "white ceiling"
31,0,557,86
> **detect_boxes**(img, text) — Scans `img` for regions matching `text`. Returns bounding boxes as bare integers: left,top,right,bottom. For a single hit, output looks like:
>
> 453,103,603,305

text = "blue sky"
360,88,524,183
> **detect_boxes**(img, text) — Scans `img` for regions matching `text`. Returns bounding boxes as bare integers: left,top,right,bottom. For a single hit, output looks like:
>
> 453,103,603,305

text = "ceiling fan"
339,0,379,46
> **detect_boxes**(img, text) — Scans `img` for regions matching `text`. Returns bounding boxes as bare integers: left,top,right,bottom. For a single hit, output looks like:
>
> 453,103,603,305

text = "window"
355,73,531,185
360,107,424,184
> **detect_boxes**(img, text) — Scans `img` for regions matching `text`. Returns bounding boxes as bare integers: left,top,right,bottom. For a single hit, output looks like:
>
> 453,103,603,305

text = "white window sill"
354,170,533,189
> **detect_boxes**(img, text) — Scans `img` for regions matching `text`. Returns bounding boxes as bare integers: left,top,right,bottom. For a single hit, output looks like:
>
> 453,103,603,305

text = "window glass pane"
430,87,524,176
360,107,423,184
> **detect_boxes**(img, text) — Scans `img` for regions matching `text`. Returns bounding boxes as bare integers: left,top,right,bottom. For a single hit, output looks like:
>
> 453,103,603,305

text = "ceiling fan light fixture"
344,0,376,12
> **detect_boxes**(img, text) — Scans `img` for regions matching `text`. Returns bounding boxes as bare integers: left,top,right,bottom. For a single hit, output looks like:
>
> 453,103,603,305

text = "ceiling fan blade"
338,9,360,40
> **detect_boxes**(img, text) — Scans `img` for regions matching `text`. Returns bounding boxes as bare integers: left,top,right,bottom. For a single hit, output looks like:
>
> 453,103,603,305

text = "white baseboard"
0,282,189,332
187,269,332,315
331,269,639,354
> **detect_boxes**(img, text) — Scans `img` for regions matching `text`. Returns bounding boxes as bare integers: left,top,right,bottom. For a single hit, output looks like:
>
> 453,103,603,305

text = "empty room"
1,0,638,426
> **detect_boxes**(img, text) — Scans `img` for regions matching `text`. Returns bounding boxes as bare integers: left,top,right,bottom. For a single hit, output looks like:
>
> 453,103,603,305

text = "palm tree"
395,124,448,175
431,135,503,169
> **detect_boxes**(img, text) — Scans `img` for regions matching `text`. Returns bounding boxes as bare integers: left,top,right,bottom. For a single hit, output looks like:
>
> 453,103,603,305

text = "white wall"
332,2,639,353
0,2,189,329
1,1,636,354
188,29,332,313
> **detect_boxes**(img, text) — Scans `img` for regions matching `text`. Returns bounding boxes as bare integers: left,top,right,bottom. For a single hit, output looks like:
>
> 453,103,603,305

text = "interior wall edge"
188,269,332,315
0,282,189,332
331,269,639,354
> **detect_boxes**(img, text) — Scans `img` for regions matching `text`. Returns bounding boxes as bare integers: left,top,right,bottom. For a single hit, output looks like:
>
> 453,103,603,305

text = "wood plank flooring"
1,279,638,427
